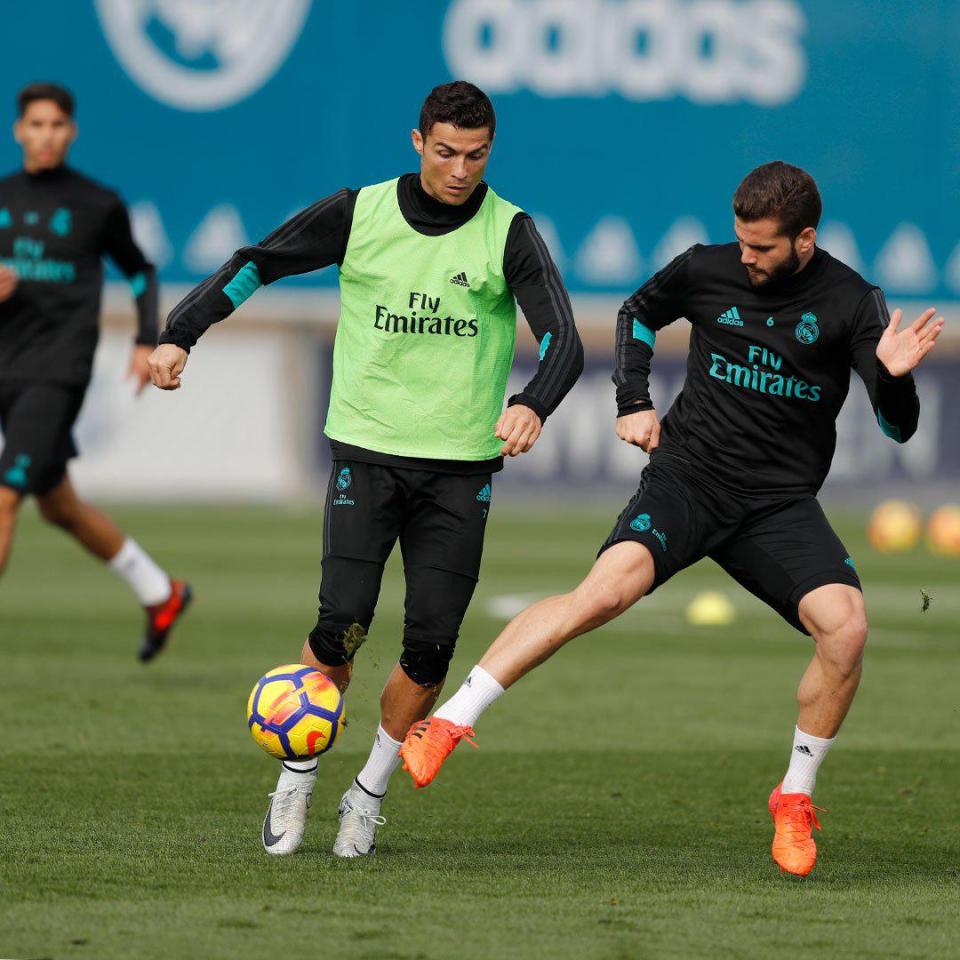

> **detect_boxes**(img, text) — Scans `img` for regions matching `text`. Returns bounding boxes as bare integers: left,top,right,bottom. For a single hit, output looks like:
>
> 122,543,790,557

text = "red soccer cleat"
139,579,193,663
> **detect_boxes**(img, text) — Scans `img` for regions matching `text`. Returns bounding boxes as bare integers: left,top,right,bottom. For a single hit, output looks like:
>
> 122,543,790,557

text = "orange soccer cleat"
768,781,825,877
400,717,477,788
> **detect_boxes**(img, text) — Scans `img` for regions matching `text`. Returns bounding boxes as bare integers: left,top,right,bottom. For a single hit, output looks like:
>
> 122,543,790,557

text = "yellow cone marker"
686,591,736,626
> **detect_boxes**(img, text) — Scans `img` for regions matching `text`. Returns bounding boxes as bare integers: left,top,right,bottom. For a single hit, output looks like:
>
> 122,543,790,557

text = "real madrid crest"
795,311,820,345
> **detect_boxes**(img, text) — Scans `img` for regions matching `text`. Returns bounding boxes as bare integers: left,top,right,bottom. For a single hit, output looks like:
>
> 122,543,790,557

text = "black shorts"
308,460,493,684
322,460,491,577
0,381,85,495
600,453,861,634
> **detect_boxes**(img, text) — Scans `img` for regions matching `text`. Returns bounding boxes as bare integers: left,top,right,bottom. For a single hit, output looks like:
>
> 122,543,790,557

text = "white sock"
355,726,402,798
108,538,171,606
782,726,835,796
434,665,505,728
281,758,318,776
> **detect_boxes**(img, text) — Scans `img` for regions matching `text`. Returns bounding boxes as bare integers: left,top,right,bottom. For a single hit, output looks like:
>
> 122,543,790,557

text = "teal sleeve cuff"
222,261,261,310
876,410,904,443
632,319,656,350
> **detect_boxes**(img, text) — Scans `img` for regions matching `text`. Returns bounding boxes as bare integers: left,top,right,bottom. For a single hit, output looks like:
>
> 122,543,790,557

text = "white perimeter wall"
69,326,315,500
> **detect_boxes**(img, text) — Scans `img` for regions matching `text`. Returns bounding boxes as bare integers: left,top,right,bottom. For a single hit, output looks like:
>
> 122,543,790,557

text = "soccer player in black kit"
401,162,945,878
0,83,191,660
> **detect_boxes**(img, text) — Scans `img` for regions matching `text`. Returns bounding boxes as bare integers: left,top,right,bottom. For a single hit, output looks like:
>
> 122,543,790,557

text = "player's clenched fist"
616,408,660,452
148,343,188,391
0,265,18,303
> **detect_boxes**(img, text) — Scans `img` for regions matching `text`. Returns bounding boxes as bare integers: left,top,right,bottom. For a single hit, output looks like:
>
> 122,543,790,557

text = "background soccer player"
149,81,583,858
0,82,191,661
401,161,944,877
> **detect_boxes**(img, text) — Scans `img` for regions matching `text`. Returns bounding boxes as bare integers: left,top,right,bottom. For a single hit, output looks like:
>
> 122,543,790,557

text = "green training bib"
325,177,521,460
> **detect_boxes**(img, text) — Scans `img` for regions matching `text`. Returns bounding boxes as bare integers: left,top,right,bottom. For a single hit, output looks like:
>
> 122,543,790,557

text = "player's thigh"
398,471,491,581
309,461,405,665
569,540,656,622
402,565,478,639
598,458,728,597
0,383,82,496
711,497,861,635
313,557,387,637
322,460,404,565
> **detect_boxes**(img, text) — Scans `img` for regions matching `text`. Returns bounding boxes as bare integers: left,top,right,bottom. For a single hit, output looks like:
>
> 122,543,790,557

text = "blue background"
1,0,957,298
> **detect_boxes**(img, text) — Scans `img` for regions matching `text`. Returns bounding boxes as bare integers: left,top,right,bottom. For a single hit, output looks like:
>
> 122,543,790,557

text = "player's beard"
746,244,801,287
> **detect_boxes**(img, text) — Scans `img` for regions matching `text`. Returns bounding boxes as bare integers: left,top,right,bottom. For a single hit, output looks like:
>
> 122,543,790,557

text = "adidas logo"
450,271,470,287
716,306,743,327
476,483,491,503
794,745,814,757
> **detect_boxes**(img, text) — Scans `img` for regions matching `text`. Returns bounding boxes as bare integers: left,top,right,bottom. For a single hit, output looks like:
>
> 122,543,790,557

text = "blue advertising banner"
1,1,958,299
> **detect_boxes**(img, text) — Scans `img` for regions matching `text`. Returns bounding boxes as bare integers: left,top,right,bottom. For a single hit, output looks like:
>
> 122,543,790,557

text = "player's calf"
335,650,450,851
797,584,868,738
768,585,866,876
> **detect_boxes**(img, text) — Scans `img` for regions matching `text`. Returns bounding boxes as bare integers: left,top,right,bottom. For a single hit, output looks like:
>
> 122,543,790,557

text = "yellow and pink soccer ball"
247,665,346,760
867,500,922,553
926,505,960,557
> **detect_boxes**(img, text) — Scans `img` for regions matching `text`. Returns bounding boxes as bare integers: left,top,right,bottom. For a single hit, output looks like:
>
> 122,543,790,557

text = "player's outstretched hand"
128,344,153,396
616,408,660,452
0,265,18,303
877,307,945,377
148,343,189,391
496,404,542,457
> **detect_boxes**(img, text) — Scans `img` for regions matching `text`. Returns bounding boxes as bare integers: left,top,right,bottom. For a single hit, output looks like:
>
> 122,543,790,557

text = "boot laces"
268,785,311,818
410,720,477,755
340,799,386,836
780,796,825,838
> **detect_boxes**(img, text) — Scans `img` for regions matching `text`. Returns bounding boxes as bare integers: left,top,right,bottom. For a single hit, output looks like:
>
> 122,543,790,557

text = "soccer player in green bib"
149,82,583,858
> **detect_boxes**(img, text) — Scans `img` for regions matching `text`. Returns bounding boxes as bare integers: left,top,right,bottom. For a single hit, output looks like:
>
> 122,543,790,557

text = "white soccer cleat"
262,764,317,856
332,782,386,858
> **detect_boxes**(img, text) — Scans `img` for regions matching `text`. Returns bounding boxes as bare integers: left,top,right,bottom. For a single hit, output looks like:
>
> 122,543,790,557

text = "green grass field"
1,502,958,960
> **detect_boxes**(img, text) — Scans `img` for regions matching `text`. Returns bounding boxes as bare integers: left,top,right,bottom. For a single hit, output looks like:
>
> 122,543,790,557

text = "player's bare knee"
839,613,868,664
816,614,868,677
37,494,76,528
571,583,630,629
594,586,630,621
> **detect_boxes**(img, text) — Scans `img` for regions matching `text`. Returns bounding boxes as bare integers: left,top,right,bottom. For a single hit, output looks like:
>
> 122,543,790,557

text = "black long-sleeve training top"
0,165,158,387
613,243,920,496
162,174,584,473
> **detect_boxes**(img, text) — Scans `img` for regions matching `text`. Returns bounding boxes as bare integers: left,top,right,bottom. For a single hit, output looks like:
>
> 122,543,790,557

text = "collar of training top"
748,246,828,297
398,173,489,235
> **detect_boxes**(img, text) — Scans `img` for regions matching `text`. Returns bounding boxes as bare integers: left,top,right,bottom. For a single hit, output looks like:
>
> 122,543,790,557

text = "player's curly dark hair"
17,82,75,118
419,81,496,139
733,161,821,239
